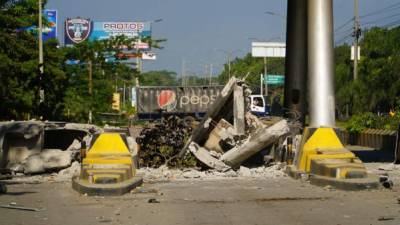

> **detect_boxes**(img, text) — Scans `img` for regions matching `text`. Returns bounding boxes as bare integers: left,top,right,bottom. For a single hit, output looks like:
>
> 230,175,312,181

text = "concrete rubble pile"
138,164,287,181
179,77,291,171
0,121,99,176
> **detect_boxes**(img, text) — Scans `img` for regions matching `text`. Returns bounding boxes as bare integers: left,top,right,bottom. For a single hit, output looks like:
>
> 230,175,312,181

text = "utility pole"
88,60,93,95
88,60,93,124
135,48,141,87
181,59,186,86
38,0,44,104
264,56,268,96
227,53,231,79
204,64,208,85
209,64,213,86
353,0,361,80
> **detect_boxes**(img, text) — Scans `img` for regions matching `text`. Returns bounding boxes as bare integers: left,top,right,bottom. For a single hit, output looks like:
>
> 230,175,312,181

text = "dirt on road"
0,164,400,225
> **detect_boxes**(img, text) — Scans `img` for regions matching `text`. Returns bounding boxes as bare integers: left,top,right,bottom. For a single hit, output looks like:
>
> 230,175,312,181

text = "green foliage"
140,70,178,86
0,0,48,120
218,53,285,88
346,112,400,133
335,27,400,119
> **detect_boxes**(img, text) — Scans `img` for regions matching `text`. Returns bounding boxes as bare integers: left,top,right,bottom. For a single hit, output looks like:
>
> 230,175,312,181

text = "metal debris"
136,116,197,168
0,203,42,211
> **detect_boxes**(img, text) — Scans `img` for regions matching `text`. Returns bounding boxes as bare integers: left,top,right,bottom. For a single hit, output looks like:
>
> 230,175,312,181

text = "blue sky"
46,0,400,75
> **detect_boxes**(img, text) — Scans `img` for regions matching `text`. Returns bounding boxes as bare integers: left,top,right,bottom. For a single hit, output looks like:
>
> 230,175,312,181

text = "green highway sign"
264,75,285,85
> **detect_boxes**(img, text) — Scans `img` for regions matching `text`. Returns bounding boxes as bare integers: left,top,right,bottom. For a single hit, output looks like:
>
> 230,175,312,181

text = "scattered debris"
96,216,113,223
0,203,41,211
148,198,160,203
53,161,81,182
138,163,286,181
379,175,394,189
377,216,395,221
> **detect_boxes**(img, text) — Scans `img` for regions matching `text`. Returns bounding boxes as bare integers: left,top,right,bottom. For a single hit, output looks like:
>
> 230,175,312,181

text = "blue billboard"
89,22,151,41
43,9,57,41
20,9,57,41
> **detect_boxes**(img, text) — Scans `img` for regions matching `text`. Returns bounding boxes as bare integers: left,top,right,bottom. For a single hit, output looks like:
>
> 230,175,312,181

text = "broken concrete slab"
221,120,290,168
179,78,239,157
0,121,44,170
188,142,231,172
23,149,73,174
0,121,99,174
233,84,246,135
204,119,236,154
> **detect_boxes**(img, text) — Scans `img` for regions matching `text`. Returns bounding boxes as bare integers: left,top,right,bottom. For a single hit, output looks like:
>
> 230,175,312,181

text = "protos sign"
103,22,145,31
90,21,151,41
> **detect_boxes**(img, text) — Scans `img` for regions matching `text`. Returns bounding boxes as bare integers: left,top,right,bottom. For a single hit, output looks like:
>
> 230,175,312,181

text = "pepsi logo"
157,90,177,111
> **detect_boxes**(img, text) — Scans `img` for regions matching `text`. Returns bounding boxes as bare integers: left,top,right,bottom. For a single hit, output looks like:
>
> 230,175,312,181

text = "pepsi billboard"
136,86,223,117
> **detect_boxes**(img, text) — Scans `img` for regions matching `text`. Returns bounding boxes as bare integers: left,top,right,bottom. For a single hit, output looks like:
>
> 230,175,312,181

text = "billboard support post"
251,42,286,98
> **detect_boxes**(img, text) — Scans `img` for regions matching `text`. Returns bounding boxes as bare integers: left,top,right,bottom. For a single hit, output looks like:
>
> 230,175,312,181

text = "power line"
335,18,354,32
361,12,400,27
360,2,400,19
335,33,353,45
381,18,400,28
335,27,354,36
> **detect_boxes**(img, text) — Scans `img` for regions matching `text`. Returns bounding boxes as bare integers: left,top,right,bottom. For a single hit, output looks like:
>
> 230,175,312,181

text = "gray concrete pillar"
284,0,307,125
308,0,336,127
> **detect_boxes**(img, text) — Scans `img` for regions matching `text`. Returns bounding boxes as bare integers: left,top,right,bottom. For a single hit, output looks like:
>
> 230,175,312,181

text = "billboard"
89,22,151,41
43,10,57,41
142,52,157,60
64,18,92,45
20,9,57,41
252,42,286,58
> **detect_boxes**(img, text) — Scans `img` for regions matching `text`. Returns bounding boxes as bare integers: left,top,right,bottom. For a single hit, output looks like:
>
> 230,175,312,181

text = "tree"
0,0,59,120
217,53,285,96
334,26,400,118
140,70,178,86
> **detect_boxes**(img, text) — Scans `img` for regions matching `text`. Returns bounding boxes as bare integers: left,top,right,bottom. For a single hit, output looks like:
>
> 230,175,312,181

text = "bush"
346,112,400,133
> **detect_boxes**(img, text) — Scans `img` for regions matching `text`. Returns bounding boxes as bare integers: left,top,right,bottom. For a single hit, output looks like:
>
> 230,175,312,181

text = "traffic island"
287,127,379,190
72,175,143,196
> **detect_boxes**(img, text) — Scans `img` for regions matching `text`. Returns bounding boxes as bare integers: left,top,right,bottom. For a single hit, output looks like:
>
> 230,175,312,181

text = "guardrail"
338,128,399,162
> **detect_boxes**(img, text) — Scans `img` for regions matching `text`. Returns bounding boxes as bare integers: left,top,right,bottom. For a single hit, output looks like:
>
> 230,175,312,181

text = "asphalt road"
0,176,399,225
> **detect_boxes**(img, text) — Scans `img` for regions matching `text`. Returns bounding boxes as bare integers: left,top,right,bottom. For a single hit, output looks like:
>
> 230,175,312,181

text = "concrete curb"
286,165,379,191
309,175,379,191
72,176,143,196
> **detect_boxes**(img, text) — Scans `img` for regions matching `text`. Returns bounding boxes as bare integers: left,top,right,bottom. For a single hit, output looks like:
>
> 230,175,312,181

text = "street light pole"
135,18,163,87
217,49,241,80
353,0,361,80
135,47,141,87
38,0,44,104
264,56,268,96
228,53,231,79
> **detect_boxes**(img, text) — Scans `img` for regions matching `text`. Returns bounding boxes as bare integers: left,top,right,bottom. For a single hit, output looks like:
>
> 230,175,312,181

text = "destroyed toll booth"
0,121,100,175
179,77,291,171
